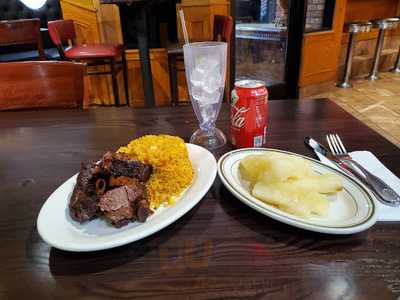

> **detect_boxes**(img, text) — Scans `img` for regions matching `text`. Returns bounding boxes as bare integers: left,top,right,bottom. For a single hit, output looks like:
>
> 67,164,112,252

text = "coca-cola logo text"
231,106,249,129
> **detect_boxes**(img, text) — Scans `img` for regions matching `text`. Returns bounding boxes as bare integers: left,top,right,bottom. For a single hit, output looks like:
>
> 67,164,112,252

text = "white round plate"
37,144,216,252
218,148,377,235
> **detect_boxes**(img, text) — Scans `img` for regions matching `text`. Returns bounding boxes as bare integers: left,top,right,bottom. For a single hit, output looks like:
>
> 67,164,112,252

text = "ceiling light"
20,0,47,10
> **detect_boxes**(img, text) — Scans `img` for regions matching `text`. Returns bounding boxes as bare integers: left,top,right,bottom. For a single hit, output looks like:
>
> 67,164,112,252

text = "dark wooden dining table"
1,99,400,299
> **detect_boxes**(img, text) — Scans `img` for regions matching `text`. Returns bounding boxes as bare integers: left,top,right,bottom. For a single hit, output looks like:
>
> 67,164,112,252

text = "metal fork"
326,133,400,207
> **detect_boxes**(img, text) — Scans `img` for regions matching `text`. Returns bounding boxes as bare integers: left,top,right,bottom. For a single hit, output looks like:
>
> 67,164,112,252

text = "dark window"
305,0,335,33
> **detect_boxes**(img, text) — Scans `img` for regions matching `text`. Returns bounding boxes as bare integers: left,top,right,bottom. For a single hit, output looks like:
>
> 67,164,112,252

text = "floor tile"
311,72,400,146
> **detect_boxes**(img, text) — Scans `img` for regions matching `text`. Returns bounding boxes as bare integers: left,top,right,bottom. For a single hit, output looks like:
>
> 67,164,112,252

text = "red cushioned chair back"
222,16,233,43
48,19,76,46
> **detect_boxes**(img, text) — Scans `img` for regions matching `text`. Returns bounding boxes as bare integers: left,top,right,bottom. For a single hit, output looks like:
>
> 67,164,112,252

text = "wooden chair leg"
168,54,174,106
168,54,178,106
110,58,120,106
121,49,130,106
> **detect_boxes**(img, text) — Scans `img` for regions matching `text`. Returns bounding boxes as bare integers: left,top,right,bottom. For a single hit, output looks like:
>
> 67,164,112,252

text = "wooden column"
298,0,347,89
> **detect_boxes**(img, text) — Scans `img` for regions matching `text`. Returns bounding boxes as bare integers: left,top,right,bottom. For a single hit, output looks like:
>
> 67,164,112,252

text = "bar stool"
337,22,372,88
391,47,400,73
366,17,400,80
390,17,400,73
48,19,130,106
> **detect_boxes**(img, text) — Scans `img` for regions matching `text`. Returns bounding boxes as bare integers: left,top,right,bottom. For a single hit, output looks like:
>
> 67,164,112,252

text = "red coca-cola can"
230,79,268,148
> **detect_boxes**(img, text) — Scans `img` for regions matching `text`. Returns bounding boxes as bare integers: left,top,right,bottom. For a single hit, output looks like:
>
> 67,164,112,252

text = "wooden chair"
168,15,233,106
213,15,234,44
0,18,45,60
48,19,129,106
0,61,89,111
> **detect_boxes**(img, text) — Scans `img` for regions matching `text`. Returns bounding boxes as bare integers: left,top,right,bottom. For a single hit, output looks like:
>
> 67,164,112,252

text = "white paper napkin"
315,151,400,221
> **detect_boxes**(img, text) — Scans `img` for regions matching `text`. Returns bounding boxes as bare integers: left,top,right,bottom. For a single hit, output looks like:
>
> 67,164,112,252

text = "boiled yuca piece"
239,154,271,184
240,153,314,184
239,152,342,218
252,181,329,217
287,173,343,194
260,153,314,182
252,181,312,218
298,192,330,216
252,181,298,207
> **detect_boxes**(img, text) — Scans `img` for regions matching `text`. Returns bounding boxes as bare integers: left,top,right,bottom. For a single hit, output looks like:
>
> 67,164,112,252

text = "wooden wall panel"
98,4,123,45
177,4,210,42
345,0,398,22
176,0,230,103
299,0,347,87
177,0,229,42
341,0,400,43
180,6,210,42
300,33,340,84
60,0,101,44
125,49,171,107
176,60,189,104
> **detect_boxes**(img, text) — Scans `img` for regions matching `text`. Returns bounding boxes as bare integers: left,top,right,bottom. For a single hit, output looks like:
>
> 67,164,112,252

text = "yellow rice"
118,135,194,209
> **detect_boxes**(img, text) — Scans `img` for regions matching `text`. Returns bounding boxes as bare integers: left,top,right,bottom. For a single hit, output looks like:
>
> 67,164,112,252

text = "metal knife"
304,136,400,207
304,136,355,176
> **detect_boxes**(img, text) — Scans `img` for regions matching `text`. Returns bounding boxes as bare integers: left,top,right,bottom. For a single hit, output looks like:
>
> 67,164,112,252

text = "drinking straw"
179,9,189,44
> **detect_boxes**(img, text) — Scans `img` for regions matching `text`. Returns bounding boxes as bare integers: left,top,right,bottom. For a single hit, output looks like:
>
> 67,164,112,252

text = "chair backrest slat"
0,61,88,111
48,19,76,46
48,19,77,59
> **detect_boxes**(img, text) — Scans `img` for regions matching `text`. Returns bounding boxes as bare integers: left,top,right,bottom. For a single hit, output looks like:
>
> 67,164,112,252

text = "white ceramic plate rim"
37,143,216,252
217,148,377,235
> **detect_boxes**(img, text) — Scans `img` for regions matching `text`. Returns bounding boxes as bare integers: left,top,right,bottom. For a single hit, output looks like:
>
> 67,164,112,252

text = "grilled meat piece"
98,184,152,227
70,152,153,226
136,197,153,222
109,176,138,188
76,162,105,195
95,178,107,196
101,152,152,182
69,185,98,222
70,162,106,223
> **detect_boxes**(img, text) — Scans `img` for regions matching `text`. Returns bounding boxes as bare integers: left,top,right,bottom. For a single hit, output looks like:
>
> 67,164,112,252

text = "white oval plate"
218,148,377,235
37,144,216,252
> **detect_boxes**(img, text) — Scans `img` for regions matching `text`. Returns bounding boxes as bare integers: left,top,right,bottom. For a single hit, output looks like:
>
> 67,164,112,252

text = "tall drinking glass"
183,42,227,149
